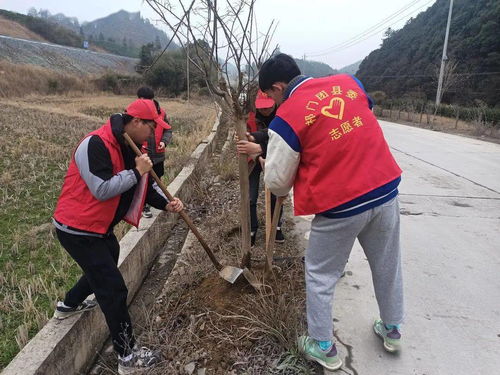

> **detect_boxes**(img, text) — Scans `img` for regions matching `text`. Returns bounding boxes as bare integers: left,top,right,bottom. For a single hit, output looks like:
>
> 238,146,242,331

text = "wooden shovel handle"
264,195,285,275
265,187,272,245
123,132,223,271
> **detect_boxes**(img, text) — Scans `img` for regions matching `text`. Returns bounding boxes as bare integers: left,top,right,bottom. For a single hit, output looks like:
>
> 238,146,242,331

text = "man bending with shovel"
52,98,183,374
260,54,404,371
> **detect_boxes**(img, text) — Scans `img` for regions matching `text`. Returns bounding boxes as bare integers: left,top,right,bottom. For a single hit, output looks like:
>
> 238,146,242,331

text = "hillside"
0,9,83,48
0,15,47,42
80,10,177,57
295,58,337,77
338,60,362,75
0,36,138,75
356,0,500,106
16,8,177,58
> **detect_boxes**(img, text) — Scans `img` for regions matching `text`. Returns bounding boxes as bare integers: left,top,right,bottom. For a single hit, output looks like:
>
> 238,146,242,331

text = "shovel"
124,132,247,285
264,194,286,277
265,187,272,246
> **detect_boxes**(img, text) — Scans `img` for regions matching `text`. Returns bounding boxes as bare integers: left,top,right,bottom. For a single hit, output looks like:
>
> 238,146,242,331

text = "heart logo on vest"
321,97,345,120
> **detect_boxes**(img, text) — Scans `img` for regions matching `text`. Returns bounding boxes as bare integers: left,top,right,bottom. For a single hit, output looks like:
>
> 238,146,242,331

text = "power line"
359,72,500,78
308,0,423,56
308,0,435,57
321,0,436,55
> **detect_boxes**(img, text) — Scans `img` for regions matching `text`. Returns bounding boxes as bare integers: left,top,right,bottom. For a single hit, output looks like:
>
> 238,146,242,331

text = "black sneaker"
118,346,161,374
53,300,98,320
250,231,256,247
142,205,153,218
275,228,285,243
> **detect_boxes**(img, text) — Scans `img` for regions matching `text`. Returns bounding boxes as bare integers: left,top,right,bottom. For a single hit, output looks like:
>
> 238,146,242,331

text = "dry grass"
0,95,216,369
92,148,315,374
376,107,500,142
0,15,48,42
0,60,95,97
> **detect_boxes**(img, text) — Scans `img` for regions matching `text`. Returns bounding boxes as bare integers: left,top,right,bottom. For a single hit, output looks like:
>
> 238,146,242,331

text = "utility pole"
186,12,190,103
435,0,454,107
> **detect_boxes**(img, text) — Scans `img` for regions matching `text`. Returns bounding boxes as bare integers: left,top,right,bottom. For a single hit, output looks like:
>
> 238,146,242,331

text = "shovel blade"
242,268,264,290
219,266,244,284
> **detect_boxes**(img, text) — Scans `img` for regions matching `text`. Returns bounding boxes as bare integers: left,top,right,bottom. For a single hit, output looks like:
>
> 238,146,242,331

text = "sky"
0,0,437,69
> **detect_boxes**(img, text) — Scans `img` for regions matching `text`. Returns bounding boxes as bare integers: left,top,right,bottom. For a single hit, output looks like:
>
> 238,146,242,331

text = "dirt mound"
91,135,321,374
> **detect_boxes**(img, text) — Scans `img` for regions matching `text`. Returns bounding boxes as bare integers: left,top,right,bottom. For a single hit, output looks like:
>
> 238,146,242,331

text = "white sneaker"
118,346,160,374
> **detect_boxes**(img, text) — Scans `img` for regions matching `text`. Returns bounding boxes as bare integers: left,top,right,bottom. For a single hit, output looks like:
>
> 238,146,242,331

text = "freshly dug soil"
91,139,321,375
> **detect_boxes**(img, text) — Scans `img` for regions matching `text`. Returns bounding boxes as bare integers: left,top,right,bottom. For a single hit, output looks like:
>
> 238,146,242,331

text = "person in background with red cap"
52,98,183,374
136,86,173,219
237,90,285,246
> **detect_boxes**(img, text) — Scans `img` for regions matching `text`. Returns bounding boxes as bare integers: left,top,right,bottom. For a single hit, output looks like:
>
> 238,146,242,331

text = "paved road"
292,121,500,375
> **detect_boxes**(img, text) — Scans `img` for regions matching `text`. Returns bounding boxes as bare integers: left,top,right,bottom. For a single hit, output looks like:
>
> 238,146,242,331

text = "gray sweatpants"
305,196,404,341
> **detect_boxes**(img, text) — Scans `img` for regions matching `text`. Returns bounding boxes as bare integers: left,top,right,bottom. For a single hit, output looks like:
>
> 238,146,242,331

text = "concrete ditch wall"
2,105,223,375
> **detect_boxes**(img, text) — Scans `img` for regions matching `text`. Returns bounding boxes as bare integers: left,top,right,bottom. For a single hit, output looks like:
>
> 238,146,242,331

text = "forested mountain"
357,0,500,106
80,10,176,57
25,8,176,58
295,58,337,77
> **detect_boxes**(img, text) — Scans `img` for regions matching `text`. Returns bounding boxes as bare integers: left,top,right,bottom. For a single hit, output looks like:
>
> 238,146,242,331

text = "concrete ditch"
1,104,224,375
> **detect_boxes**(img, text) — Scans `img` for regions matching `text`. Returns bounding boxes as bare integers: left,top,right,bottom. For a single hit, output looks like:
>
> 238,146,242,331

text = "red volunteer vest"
54,122,148,234
277,74,402,216
142,108,172,154
246,111,257,132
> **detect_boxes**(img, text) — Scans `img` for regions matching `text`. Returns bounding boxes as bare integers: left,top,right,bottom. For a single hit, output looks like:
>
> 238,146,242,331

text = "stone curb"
2,104,223,375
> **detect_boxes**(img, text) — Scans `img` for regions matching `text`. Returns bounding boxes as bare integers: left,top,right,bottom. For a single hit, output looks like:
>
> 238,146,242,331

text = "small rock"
155,315,162,324
184,361,196,374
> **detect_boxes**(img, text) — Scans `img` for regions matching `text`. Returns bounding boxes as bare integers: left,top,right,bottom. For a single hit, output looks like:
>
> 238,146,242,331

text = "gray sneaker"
53,300,97,320
298,336,342,371
118,346,161,374
373,319,402,352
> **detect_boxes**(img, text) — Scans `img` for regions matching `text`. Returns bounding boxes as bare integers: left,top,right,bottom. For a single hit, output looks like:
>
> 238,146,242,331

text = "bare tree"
434,58,459,107
145,0,277,267
145,0,277,118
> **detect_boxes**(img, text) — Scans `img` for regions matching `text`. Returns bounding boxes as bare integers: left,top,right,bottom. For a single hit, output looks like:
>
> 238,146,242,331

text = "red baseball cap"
126,99,171,130
255,90,275,109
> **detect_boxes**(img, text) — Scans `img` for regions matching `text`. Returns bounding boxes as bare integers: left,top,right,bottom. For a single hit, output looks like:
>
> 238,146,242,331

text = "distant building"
83,40,89,49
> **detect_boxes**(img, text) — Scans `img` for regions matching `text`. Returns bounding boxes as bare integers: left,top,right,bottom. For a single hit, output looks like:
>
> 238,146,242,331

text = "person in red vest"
259,54,404,371
239,90,284,246
52,98,183,374
137,86,173,218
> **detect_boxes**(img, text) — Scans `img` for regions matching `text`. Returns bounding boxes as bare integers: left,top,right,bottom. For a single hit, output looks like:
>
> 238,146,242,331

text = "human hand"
235,132,255,142
166,197,183,212
258,156,265,171
236,140,262,156
158,142,165,150
135,154,153,176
